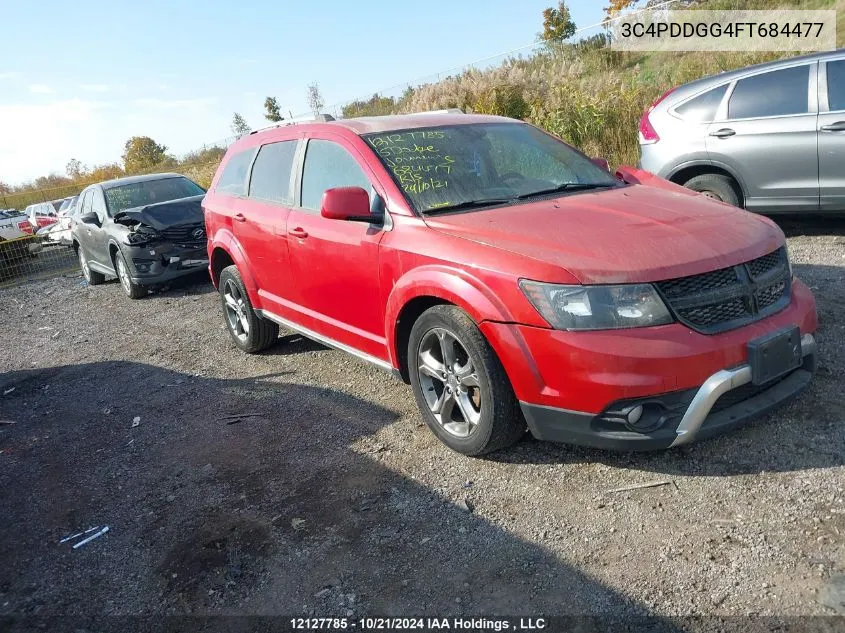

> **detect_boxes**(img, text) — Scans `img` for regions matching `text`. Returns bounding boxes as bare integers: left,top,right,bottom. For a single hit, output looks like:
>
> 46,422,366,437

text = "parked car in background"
38,195,79,245
25,201,59,229
639,49,845,213
0,210,40,276
71,173,208,298
204,111,817,456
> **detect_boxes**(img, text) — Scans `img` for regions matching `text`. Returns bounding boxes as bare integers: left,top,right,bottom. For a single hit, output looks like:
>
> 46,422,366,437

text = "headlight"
124,229,158,245
519,280,673,330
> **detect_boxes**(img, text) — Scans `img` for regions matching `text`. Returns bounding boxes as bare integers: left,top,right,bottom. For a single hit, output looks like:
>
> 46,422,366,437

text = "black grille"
655,247,791,334
659,267,737,298
158,223,206,243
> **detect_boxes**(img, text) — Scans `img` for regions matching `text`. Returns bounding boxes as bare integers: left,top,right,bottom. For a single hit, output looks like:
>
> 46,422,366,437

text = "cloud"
0,71,21,80
0,95,229,185
79,84,110,93
0,99,113,184
134,97,218,109
29,84,52,94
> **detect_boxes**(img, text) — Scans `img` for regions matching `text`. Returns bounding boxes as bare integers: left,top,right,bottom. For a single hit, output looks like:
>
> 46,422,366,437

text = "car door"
74,189,99,257
706,62,819,212
819,57,845,211
234,139,299,309
87,188,113,266
285,136,389,361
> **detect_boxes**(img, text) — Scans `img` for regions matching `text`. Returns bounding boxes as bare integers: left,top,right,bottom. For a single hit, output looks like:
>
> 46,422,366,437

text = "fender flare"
384,265,514,368
209,231,261,307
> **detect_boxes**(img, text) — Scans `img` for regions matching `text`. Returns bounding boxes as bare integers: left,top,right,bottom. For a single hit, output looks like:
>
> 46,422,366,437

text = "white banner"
610,10,837,52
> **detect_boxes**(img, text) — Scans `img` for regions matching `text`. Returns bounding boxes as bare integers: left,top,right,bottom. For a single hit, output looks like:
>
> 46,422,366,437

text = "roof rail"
408,108,464,116
249,113,336,135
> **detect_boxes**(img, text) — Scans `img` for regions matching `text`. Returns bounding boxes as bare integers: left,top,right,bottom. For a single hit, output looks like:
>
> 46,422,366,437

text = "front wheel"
408,305,525,456
115,251,147,299
219,265,278,353
77,246,105,285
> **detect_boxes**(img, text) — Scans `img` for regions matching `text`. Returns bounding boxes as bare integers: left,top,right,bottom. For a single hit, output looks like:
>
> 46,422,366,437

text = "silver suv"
639,50,845,213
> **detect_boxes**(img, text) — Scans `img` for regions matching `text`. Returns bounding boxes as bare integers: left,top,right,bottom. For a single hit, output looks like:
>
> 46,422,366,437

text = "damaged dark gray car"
71,173,208,299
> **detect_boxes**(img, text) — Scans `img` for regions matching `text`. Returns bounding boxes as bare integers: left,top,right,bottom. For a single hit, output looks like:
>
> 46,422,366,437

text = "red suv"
203,112,817,456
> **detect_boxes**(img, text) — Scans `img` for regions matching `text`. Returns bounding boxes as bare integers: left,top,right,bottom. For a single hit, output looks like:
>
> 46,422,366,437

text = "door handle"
820,121,845,132
710,128,736,138
233,213,246,222
288,227,308,239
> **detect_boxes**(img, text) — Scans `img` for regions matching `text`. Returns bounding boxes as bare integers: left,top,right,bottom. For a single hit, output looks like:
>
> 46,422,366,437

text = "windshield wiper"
422,198,512,215
513,182,616,200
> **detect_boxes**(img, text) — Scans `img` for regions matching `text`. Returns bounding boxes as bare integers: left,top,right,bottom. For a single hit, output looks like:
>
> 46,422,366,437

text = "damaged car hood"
113,195,205,230
423,185,784,284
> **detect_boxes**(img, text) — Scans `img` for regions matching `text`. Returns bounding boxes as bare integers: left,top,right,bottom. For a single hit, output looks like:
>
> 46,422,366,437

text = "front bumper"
124,243,209,285
520,333,815,451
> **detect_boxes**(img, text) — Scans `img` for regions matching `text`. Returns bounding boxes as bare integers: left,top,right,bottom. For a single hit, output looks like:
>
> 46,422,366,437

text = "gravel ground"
0,218,844,629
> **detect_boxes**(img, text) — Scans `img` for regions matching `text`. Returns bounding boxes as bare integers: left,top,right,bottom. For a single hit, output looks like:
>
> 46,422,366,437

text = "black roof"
98,172,186,191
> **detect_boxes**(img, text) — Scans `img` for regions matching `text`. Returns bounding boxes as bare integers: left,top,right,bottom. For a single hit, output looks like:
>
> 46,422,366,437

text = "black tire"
218,265,278,353
77,245,105,285
683,173,741,207
114,250,146,299
408,305,525,456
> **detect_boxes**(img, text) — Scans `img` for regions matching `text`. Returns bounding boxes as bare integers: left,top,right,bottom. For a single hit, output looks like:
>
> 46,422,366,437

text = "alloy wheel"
78,249,90,282
116,257,131,294
417,328,482,438
223,279,250,341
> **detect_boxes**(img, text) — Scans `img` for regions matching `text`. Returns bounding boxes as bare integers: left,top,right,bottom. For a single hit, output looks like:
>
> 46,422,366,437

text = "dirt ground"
1,217,844,630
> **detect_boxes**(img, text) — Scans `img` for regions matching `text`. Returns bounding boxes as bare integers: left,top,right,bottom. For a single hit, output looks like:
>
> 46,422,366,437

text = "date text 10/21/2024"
289,617,548,631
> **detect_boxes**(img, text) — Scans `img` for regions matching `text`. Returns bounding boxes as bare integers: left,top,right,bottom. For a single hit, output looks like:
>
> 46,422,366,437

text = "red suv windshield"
362,122,617,214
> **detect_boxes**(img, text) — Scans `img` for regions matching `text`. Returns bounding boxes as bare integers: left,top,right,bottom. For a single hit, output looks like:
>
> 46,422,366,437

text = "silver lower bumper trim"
670,333,816,447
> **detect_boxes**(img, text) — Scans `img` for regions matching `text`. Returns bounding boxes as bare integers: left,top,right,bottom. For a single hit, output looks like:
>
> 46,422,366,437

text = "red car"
203,112,817,456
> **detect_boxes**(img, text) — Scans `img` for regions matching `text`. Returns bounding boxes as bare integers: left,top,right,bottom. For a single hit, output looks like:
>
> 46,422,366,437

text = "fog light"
626,405,644,425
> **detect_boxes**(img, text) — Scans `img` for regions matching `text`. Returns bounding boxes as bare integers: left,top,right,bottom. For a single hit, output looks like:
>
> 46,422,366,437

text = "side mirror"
591,157,610,172
320,187,376,223
79,212,100,225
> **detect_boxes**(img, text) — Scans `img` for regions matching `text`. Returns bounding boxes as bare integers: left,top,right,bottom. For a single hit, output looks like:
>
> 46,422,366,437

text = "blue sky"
0,0,608,186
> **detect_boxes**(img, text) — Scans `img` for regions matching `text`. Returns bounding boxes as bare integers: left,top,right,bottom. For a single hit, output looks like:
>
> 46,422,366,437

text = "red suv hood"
424,185,784,284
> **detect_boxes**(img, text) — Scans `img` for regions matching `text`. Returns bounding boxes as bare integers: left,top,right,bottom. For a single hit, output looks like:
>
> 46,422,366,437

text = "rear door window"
827,60,845,111
300,140,370,211
728,65,810,120
248,140,298,204
216,149,255,196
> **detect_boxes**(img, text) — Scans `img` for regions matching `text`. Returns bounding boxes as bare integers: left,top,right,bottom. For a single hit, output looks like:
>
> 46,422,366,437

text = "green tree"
231,112,251,136
307,83,325,116
541,1,577,43
122,136,168,173
89,163,125,182
342,93,395,118
66,158,87,180
264,96,283,122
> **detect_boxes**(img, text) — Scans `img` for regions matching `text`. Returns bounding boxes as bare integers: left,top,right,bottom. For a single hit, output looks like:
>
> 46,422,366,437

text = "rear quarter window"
215,148,256,196
674,85,728,122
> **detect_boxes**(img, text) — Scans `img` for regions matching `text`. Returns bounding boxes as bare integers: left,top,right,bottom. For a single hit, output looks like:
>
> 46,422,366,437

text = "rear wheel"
77,245,105,285
219,265,278,353
408,305,525,456
683,173,741,207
